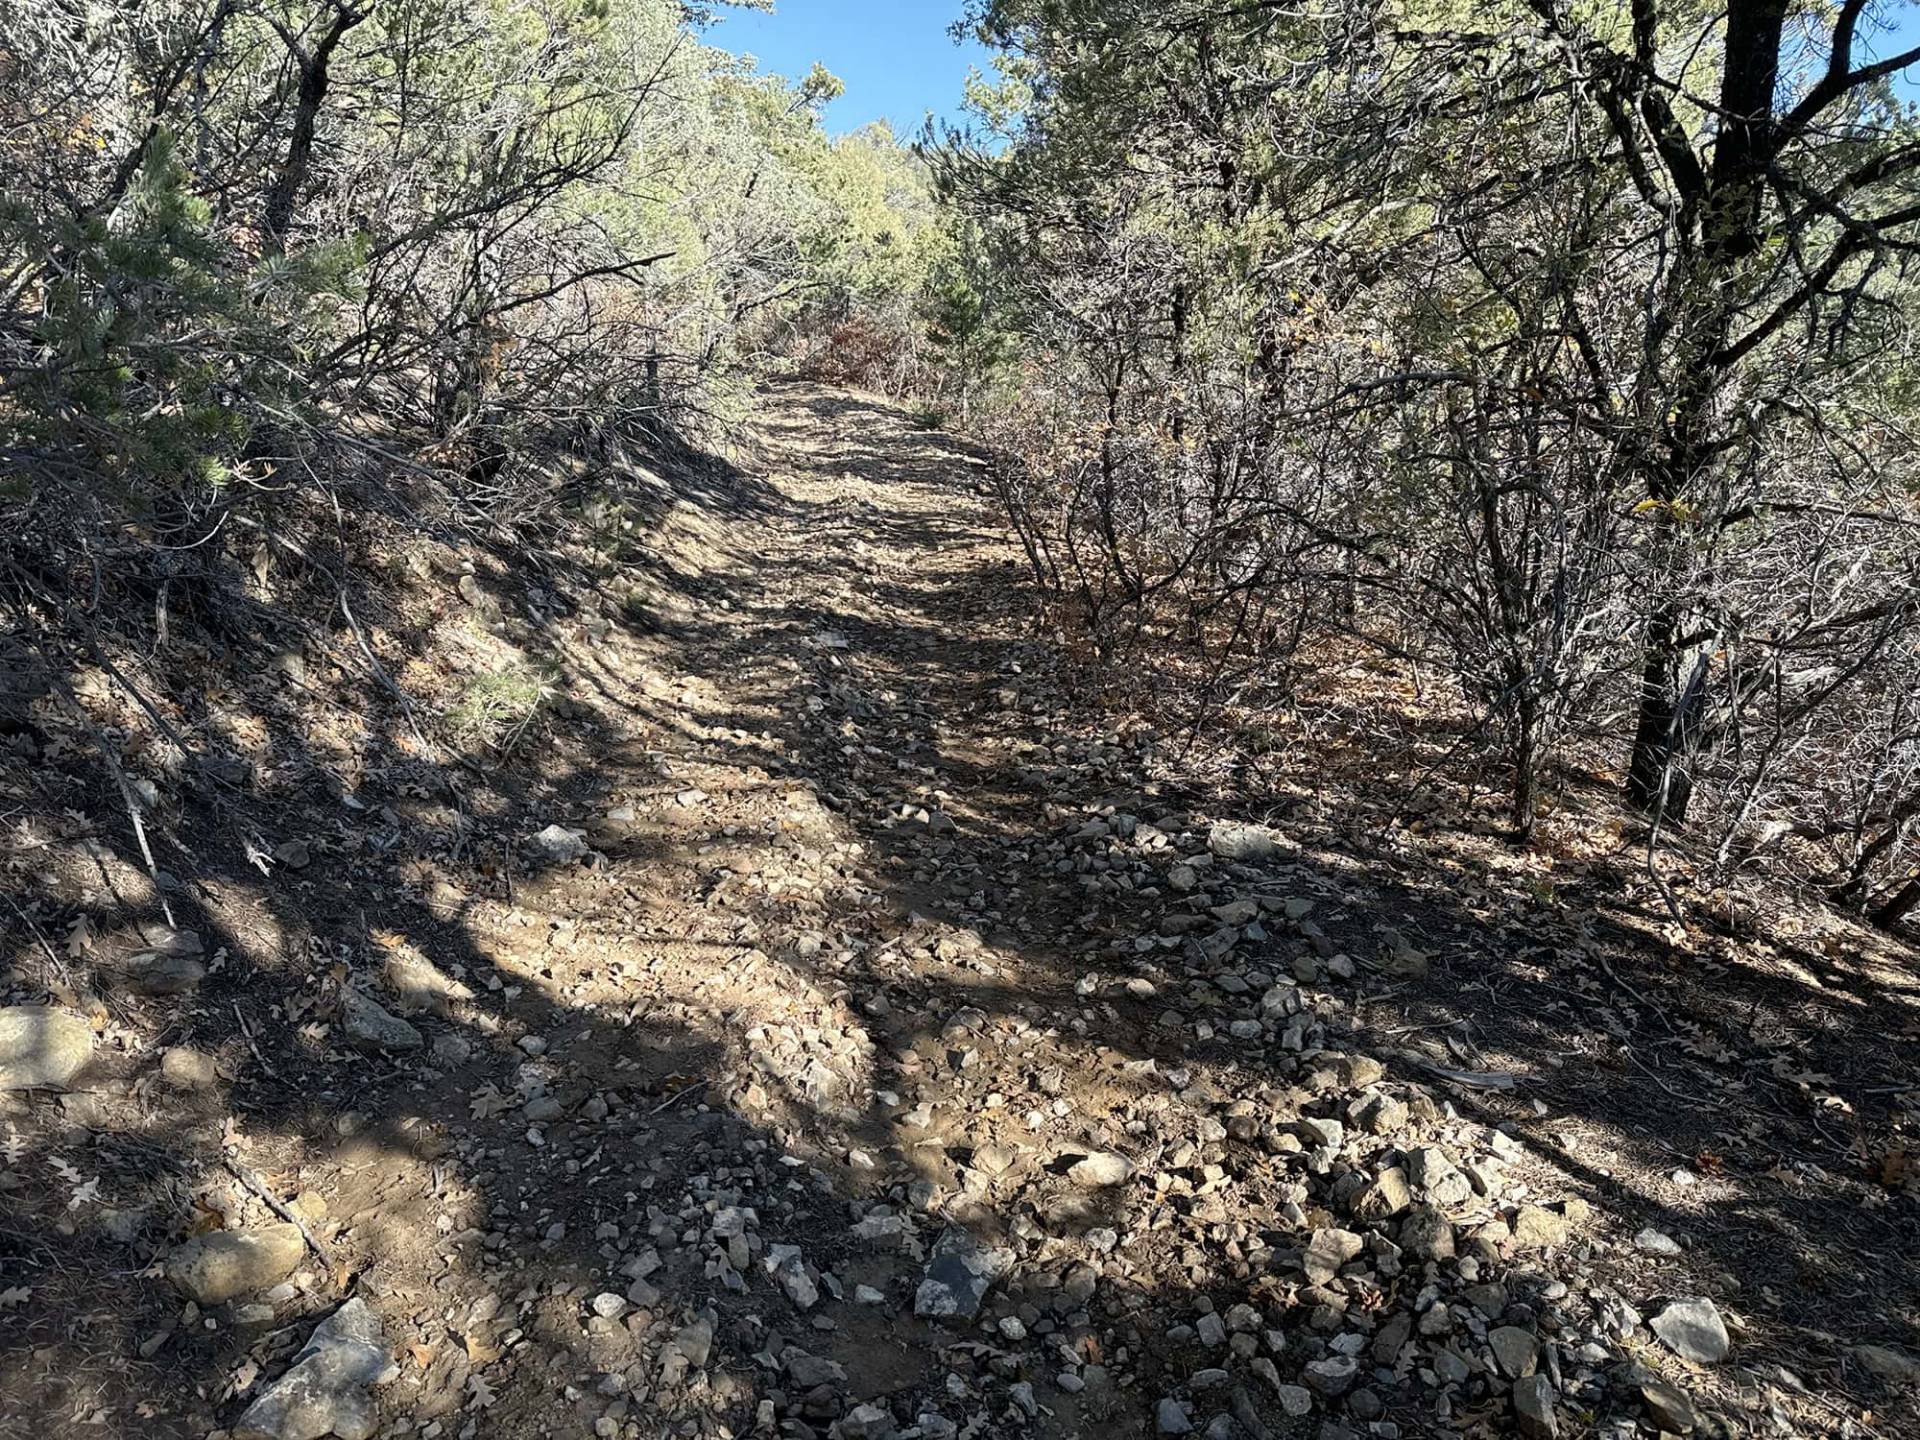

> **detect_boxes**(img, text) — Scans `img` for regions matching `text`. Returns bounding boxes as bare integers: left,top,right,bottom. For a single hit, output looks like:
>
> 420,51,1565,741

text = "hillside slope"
1,386,1916,1440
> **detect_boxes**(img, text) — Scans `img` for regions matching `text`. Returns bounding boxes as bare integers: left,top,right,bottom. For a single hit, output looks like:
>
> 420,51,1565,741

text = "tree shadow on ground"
1,384,1915,1440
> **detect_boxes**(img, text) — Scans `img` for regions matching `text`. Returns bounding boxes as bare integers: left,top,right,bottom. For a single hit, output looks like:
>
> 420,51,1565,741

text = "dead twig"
3,894,79,996
222,1157,340,1282
232,1001,280,1081
648,1080,705,1116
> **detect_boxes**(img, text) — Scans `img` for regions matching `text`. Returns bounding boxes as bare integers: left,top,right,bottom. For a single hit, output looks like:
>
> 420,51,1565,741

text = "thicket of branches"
935,0,1920,926
10,0,1920,929
0,0,1014,816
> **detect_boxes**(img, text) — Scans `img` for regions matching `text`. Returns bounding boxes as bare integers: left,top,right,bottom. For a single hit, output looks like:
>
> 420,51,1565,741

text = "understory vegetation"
933,0,1920,929
0,0,981,830
5,0,1920,933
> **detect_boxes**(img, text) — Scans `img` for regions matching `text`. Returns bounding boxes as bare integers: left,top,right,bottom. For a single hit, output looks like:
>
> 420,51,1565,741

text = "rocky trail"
2,388,1917,1440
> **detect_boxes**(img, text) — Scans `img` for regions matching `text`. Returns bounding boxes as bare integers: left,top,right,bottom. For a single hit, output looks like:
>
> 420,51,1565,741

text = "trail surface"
8,387,1917,1440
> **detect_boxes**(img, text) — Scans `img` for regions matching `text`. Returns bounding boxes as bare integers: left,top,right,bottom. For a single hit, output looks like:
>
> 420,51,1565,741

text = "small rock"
914,1229,1013,1322
1303,1354,1358,1397
275,839,312,870
1208,821,1280,861
1373,929,1430,977
1066,1151,1134,1188
1852,1343,1920,1384
526,824,589,861
1633,1226,1682,1257
341,989,422,1052
122,952,206,996
766,1245,818,1309
1352,1167,1411,1220
1639,1377,1697,1433
1400,1204,1456,1261
233,1297,388,1440
672,1318,713,1367
1489,1325,1538,1378
1650,1297,1730,1364
167,1224,306,1305
1357,1093,1409,1134
1463,1283,1508,1319
1303,1227,1365,1283
160,1045,220,1091
1276,1384,1312,1416
1156,1397,1194,1435
784,1350,845,1387
1508,1204,1568,1252
0,1006,93,1091
1511,1374,1558,1439
431,1032,471,1066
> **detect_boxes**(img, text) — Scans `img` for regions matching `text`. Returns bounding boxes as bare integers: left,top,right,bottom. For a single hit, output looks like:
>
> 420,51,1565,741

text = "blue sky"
706,1,989,137
706,0,1920,137
1860,1,1920,96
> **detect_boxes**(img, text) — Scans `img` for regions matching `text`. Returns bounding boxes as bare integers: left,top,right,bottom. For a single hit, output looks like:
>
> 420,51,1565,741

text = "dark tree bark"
263,2,369,246
1605,0,1920,821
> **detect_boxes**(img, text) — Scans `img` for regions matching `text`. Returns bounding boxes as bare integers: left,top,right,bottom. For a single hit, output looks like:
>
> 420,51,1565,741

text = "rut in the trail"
6,386,1913,1440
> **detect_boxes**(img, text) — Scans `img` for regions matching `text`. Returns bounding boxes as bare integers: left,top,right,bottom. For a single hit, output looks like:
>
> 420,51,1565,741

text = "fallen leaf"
1876,1148,1911,1189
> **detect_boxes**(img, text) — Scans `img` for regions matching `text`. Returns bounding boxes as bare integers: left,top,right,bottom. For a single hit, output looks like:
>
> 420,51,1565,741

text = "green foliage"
445,665,554,753
0,0,960,511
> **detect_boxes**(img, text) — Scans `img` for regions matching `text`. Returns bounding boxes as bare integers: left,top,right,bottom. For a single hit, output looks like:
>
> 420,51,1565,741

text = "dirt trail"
6,386,1917,1440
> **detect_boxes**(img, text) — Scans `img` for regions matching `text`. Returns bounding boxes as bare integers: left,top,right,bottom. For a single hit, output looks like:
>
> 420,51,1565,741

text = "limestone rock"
0,1007,93,1091
1208,821,1280,861
167,1224,305,1305
1509,1203,1569,1251
1351,1166,1411,1220
1066,1151,1134,1188
233,1297,389,1440
1400,1204,1456,1261
1651,1297,1730,1364
1303,1227,1365,1283
341,989,422,1052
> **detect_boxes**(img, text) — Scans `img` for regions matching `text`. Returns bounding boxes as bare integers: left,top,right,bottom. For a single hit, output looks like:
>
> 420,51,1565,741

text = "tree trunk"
1510,689,1539,842
1625,607,1712,825
1621,0,1790,824
263,3,367,246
